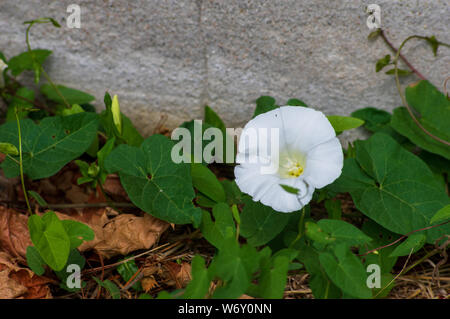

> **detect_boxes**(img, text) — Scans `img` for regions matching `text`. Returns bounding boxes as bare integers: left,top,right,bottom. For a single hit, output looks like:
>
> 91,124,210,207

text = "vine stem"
379,30,426,80
15,109,32,215
25,21,71,108
358,220,450,257
393,35,450,147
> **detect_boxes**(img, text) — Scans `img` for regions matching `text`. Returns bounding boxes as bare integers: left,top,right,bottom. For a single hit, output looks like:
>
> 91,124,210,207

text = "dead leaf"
0,204,169,262
0,206,32,260
0,269,27,299
0,252,51,299
163,261,192,288
54,210,169,259
8,270,53,299
103,174,128,199
141,276,159,292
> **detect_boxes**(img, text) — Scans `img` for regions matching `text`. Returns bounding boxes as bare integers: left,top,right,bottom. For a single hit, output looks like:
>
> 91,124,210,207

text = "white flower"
234,106,343,213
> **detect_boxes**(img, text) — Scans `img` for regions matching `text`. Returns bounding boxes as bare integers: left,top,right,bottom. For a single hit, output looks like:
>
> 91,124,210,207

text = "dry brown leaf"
0,252,51,299
54,210,169,259
103,174,128,198
8,269,53,299
0,206,32,260
141,276,159,292
0,269,27,299
163,261,192,288
0,205,169,262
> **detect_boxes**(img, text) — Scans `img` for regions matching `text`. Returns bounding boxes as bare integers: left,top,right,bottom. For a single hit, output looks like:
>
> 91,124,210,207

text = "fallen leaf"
103,174,129,199
0,206,32,261
163,261,192,288
0,252,51,299
54,209,169,259
0,269,27,299
141,276,159,292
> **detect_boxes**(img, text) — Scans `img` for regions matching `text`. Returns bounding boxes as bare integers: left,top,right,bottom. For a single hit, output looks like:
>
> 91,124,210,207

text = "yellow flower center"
278,151,306,179
287,162,304,177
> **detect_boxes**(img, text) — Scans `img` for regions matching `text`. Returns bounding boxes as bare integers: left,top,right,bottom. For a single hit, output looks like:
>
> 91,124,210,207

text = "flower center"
278,151,306,179
287,161,304,177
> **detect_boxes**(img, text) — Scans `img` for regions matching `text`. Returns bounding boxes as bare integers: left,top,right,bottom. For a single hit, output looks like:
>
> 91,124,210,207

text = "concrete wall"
0,0,448,141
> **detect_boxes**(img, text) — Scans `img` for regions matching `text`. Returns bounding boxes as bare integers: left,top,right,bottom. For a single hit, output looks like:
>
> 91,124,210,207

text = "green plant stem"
25,22,70,108
289,207,306,248
393,36,450,147
379,30,426,80
15,110,32,215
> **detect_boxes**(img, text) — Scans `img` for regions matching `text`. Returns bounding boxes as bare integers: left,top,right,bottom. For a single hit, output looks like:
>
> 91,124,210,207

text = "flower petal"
279,106,336,153
303,137,343,188
237,108,286,157
235,164,306,213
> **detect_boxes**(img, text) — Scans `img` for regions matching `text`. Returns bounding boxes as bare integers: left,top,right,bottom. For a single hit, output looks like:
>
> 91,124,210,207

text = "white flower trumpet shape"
234,106,343,213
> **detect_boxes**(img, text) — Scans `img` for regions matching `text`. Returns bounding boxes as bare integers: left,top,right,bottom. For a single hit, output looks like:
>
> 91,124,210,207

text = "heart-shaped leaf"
391,80,450,159
105,134,201,225
0,112,99,180
28,211,71,271
333,133,450,242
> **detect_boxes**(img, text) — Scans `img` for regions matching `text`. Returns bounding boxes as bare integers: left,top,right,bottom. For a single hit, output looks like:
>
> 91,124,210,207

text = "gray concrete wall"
0,1,449,141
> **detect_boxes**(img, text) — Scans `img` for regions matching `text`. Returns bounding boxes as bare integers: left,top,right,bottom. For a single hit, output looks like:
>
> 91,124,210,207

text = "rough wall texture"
0,0,449,143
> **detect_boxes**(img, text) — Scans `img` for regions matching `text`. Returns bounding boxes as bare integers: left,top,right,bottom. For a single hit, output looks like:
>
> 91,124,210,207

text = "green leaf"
367,29,381,40
253,255,290,299
97,137,116,170
327,115,364,134
93,278,121,299
61,220,95,250
375,54,390,72
430,204,450,225
221,180,244,205
324,199,342,220
200,203,236,249
296,243,341,299
196,194,216,208
7,49,52,76
240,197,290,246
191,163,226,203
390,233,426,257
6,87,35,122
209,237,261,299
28,191,48,207
351,107,391,132
105,134,201,225
425,35,439,56
40,84,95,105
183,256,210,299
204,105,226,134
316,219,372,246
385,68,412,76
0,112,99,180
62,104,84,116
279,184,299,195
26,246,45,276
55,249,86,291
253,96,277,117
286,98,308,107
391,80,450,159
100,93,144,147
333,133,450,242
319,245,372,299
117,258,141,291
359,220,399,274
0,142,19,156
28,212,71,271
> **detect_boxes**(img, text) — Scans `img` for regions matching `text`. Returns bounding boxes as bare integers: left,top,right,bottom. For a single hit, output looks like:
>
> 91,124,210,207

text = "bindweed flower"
234,106,343,213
